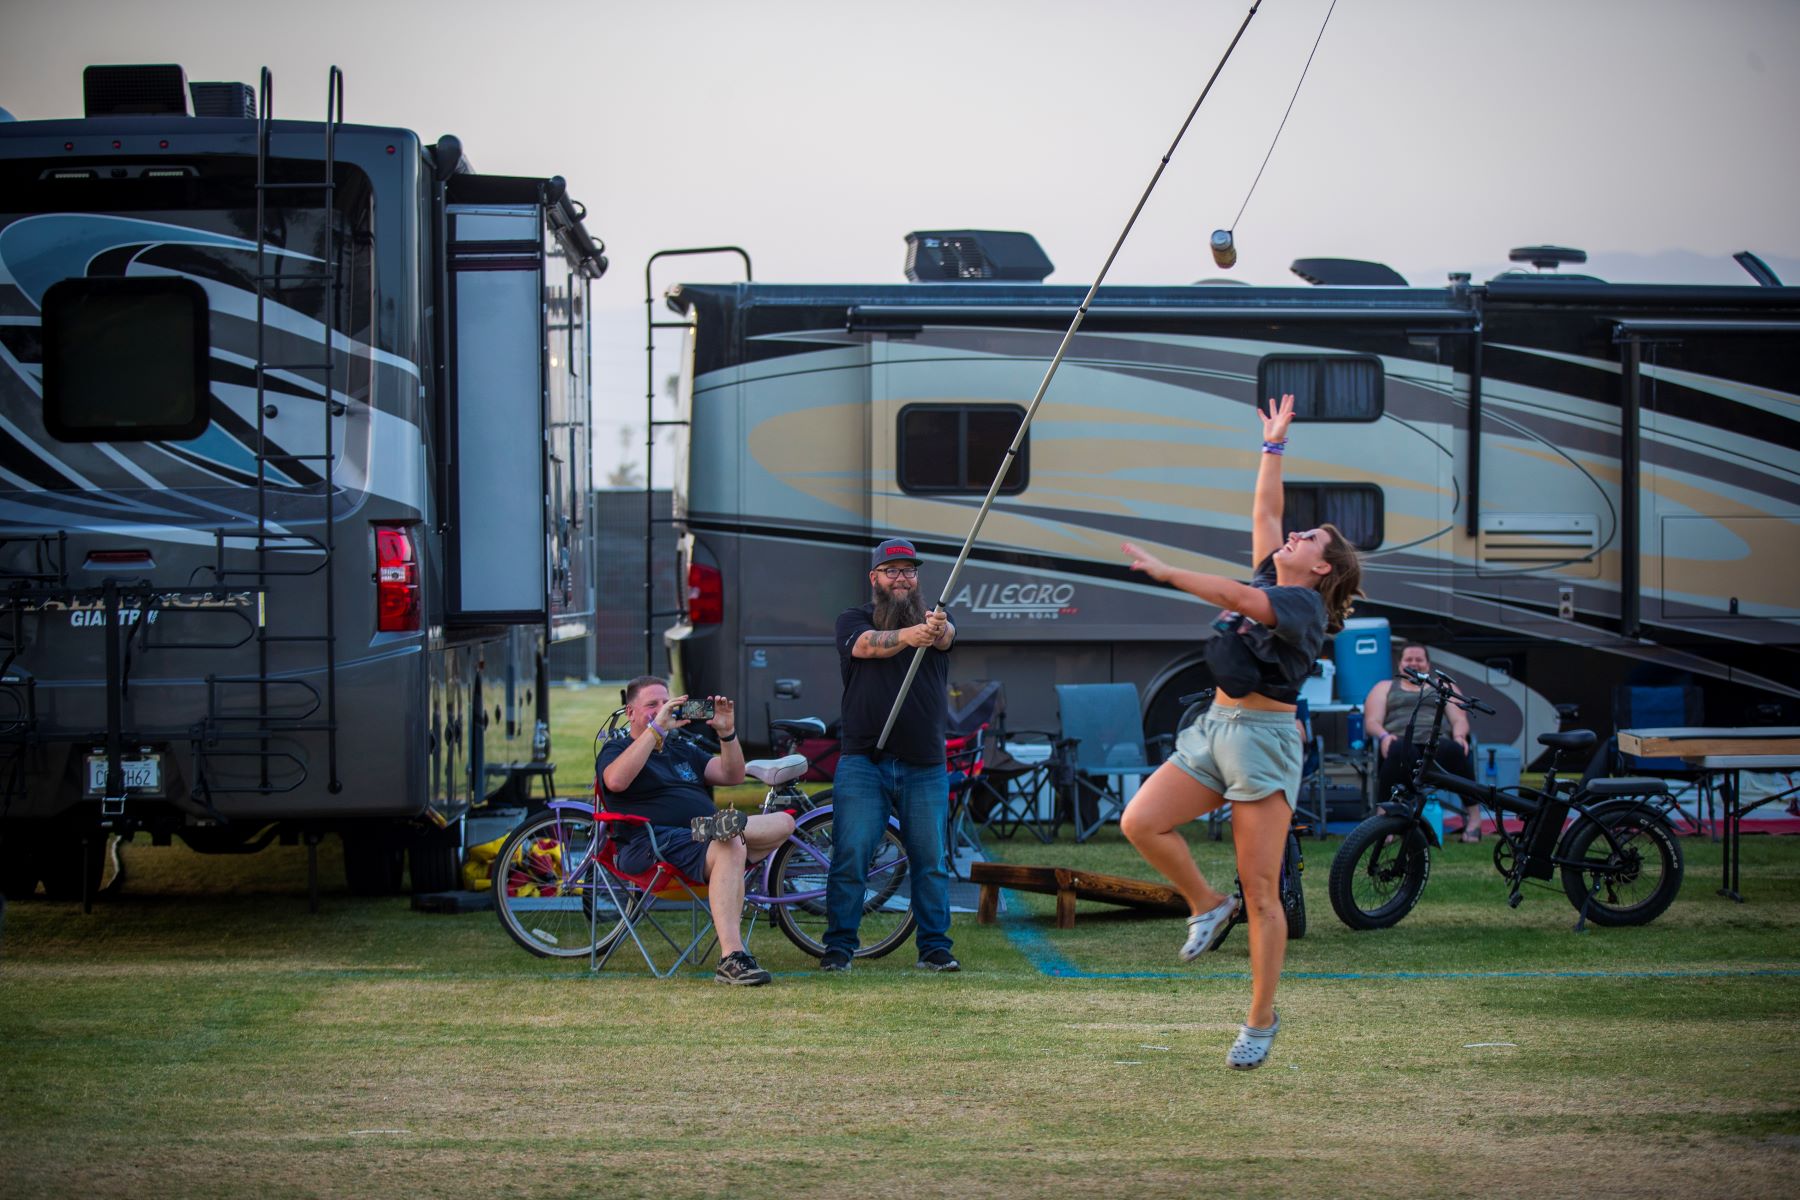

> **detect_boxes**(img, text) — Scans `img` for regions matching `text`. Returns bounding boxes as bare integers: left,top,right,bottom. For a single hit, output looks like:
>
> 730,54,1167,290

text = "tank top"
1380,679,1433,742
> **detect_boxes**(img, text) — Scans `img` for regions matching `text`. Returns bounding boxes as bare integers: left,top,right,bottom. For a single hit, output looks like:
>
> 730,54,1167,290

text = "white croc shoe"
1179,895,1240,961
1228,1012,1280,1070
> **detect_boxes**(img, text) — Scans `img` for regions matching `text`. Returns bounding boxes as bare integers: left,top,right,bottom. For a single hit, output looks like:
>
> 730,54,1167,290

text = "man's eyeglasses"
875,566,918,580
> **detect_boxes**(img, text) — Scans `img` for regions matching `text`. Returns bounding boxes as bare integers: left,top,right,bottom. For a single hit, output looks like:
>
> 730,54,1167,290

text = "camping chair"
581,809,731,977
1610,683,1716,835
944,727,990,876
1052,683,1170,842
974,729,1059,843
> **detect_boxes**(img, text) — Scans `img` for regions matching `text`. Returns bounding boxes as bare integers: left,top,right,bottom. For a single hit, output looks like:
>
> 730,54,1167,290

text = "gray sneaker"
819,947,853,972
915,948,961,972
691,808,749,843
714,950,771,986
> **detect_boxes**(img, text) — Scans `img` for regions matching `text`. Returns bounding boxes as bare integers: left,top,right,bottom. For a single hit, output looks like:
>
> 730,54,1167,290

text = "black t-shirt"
595,733,715,828
835,603,951,765
1202,554,1329,704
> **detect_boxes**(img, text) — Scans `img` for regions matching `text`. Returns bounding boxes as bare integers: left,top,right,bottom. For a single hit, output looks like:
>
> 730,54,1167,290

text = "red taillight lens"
687,562,723,625
375,524,421,633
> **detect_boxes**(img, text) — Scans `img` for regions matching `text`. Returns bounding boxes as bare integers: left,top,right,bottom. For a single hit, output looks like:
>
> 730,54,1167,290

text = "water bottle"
1422,796,1445,844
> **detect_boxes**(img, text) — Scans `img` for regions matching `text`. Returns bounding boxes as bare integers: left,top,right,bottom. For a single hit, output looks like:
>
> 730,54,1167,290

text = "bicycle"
492,726,915,964
1327,668,1684,932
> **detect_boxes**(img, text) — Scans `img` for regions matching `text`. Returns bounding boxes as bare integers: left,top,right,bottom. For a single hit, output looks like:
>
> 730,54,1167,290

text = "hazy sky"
5,0,1797,482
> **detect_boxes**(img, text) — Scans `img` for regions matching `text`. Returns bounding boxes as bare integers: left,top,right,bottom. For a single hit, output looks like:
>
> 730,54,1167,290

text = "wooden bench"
969,861,1186,929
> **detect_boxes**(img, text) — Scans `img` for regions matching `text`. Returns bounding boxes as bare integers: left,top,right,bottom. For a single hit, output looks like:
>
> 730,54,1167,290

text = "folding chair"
975,730,1059,843
584,812,729,977
944,726,990,876
1053,683,1169,842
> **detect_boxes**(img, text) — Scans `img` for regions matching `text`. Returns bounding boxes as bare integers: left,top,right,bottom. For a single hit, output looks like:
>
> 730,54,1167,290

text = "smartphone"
674,697,715,721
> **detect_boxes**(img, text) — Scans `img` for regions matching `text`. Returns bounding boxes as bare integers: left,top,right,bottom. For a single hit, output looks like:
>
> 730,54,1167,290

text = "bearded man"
820,537,959,973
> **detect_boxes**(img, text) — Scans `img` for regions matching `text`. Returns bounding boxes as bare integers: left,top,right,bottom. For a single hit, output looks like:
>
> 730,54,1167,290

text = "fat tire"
1328,813,1431,931
1282,831,1307,940
1558,805,1684,927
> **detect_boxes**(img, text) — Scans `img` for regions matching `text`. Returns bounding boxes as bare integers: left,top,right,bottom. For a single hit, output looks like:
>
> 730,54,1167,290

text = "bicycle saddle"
744,754,809,786
1538,730,1597,752
770,718,827,739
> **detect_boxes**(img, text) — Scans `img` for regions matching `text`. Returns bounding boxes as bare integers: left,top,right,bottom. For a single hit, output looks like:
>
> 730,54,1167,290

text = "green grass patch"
3,812,1799,1197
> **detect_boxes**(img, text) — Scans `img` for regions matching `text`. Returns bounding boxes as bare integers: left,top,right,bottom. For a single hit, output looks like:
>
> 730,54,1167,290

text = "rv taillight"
688,562,723,625
375,524,421,632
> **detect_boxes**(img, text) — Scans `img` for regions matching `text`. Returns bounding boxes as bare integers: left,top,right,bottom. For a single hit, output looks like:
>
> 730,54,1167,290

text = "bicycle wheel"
493,810,612,959
768,809,916,959
1328,813,1431,930
1558,805,1684,927
1282,831,1307,940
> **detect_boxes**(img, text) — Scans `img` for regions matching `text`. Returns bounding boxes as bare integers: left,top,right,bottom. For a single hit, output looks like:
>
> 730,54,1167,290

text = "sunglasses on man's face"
875,566,918,580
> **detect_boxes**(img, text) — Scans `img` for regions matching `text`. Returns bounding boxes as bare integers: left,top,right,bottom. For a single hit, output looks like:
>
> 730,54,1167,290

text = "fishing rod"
876,0,1269,750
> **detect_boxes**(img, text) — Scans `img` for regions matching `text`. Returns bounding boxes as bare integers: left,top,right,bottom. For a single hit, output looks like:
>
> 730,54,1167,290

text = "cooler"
1333,616,1392,710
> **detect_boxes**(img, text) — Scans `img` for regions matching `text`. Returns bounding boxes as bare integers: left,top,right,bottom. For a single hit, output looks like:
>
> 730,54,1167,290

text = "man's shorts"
1169,705,1303,809
614,825,711,884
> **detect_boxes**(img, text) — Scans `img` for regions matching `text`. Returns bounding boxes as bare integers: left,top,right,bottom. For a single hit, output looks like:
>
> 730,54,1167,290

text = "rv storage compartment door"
446,183,548,625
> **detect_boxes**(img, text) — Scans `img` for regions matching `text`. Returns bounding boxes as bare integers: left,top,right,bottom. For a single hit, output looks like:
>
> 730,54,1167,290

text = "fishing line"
1214,0,1339,266
877,0,1268,750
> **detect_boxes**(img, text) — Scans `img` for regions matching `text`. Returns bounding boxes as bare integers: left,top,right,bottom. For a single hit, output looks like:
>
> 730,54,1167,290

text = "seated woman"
1361,643,1481,842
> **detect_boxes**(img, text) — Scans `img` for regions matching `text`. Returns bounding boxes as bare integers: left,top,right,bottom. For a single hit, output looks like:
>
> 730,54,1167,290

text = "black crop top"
1202,554,1329,704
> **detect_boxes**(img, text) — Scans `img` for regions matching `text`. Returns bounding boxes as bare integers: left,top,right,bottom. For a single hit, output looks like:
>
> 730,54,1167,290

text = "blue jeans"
825,753,952,956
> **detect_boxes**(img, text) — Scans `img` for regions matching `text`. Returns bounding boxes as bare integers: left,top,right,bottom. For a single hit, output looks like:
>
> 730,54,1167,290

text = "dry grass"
2,821,1798,1198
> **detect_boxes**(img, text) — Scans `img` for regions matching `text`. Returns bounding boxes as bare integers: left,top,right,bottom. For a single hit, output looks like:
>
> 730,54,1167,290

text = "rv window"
898,404,1028,494
1257,355,1382,421
41,276,211,442
1283,483,1383,550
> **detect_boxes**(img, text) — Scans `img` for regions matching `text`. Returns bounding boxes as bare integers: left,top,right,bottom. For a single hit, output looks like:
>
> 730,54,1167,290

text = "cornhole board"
969,862,1186,929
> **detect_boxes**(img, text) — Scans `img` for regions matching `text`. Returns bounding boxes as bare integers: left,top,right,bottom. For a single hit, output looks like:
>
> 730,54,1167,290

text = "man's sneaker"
819,947,853,972
714,950,771,986
915,948,961,972
690,808,749,843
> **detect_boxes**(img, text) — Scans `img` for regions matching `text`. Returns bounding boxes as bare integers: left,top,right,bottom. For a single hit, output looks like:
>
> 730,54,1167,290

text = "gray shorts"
1169,706,1303,809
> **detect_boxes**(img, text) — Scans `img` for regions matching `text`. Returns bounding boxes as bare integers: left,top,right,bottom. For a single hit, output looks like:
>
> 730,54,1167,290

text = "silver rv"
0,65,602,899
660,233,1799,755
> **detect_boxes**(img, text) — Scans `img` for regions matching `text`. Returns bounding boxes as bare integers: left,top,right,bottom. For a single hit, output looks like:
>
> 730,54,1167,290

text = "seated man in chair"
598,675,797,985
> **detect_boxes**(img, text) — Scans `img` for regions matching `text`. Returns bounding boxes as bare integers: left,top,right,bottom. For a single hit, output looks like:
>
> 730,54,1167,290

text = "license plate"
84,753,163,797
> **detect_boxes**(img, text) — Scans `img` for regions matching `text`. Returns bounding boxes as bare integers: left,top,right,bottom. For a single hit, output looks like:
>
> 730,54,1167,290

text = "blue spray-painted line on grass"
996,895,1800,983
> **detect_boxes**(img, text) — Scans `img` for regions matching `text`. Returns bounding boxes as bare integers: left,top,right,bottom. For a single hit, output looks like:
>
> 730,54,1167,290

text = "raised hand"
707,696,735,739
1121,541,1174,583
1260,393,1296,443
655,694,691,730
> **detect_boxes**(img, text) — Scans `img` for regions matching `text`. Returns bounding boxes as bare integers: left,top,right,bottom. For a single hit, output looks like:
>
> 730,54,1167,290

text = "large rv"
0,65,601,898
661,234,1799,756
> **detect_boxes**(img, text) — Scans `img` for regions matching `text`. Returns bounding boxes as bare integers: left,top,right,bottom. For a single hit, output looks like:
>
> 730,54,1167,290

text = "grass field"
3,684,1798,1198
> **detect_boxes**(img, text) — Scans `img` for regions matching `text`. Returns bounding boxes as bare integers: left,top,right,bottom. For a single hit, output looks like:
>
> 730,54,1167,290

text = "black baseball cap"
871,537,921,569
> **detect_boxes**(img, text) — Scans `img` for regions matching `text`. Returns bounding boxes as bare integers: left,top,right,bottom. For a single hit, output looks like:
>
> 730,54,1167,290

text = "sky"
4,0,1797,483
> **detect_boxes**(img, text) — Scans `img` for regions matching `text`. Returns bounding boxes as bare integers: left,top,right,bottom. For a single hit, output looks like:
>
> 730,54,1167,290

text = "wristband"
1262,440,1287,455
718,730,737,743
648,720,668,741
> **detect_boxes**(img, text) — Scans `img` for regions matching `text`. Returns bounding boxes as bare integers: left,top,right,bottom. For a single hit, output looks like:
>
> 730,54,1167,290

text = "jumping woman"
1120,394,1363,1069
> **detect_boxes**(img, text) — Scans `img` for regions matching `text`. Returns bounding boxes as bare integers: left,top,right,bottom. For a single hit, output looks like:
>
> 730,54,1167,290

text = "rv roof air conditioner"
189,81,256,119
1494,244,1602,282
1289,258,1409,286
904,230,1053,282
84,65,191,118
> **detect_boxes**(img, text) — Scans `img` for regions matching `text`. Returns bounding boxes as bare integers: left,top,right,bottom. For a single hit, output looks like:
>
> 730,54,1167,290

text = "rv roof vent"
1290,258,1409,286
84,65,190,118
189,81,256,119
904,230,1053,282
1508,245,1587,271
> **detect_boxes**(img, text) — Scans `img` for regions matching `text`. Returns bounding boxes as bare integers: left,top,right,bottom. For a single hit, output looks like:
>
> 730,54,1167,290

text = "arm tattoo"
871,629,900,649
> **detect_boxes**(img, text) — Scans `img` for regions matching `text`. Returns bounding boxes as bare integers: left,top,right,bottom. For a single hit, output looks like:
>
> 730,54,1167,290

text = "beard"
871,584,925,631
